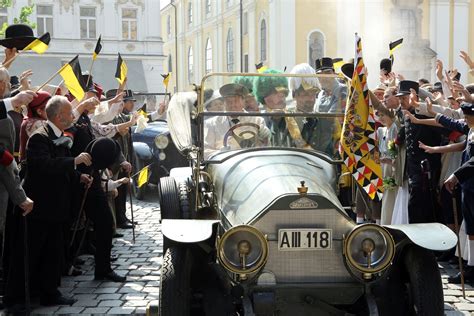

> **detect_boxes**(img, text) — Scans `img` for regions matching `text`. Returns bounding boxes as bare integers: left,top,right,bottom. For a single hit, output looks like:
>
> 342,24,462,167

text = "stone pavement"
2,190,474,315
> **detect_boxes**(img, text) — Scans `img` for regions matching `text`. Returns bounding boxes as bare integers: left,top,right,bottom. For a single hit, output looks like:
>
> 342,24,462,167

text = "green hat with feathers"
253,69,289,105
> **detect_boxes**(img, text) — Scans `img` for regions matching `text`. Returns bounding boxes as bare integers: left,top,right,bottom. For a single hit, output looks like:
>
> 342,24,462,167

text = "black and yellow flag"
255,62,268,73
332,58,344,69
161,73,170,89
92,35,102,60
23,32,50,54
59,55,85,101
137,165,149,188
389,38,403,65
115,53,128,85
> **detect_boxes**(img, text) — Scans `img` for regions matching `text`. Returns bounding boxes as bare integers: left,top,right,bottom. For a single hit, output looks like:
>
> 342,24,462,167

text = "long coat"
23,124,80,223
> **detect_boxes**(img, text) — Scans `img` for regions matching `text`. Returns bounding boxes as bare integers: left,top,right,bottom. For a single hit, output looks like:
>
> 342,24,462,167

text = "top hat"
105,89,136,101
0,24,37,50
341,59,355,79
396,80,419,97
380,58,392,74
316,57,335,73
219,83,249,98
85,137,122,170
433,82,443,93
461,103,474,116
10,76,20,90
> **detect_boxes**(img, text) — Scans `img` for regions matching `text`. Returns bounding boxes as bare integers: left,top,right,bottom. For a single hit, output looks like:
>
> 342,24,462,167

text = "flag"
389,38,403,65
137,165,149,188
23,32,50,54
255,62,268,73
115,53,128,85
161,73,170,89
92,35,102,60
339,34,383,202
58,55,85,101
332,58,344,69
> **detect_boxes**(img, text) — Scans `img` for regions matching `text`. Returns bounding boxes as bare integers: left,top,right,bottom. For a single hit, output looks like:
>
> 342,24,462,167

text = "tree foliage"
0,1,36,36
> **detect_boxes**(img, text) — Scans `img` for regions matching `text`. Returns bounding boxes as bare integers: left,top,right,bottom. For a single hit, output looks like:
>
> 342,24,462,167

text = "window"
260,19,267,62
244,54,249,72
188,47,194,84
308,31,325,70
168,55,172,72
206,0,211,15
0,7,7,37
205,38,212,74
37,5,53,37
80,7,96,39
226,28,234,72
122,8,137,40
167,15,171,36
188,2,193,26
243,12,248,35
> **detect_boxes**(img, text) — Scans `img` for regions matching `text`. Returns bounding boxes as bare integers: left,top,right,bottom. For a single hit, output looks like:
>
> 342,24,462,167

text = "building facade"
161,0,474,92
1,0,165,93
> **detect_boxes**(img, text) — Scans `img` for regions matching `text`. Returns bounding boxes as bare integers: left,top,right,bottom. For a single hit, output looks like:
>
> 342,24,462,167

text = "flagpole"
34,64,66,92
2,50,24,68
85,58,96,88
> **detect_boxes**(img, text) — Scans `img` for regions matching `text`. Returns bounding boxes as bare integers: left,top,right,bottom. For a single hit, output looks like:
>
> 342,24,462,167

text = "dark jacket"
23,124,80,222
0,100,6,120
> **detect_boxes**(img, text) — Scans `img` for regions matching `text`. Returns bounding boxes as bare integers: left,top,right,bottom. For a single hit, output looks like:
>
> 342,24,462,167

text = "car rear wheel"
402,245,444,316
159,246,192,316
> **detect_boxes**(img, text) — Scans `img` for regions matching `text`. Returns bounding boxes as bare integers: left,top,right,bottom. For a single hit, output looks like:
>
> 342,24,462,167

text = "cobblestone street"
3,191,474,315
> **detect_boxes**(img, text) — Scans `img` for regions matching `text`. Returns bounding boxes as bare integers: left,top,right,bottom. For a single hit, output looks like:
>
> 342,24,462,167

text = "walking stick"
69,186,89,248
452,194,466,299
22,216,30,315
128,181,136,244
68,219,91,276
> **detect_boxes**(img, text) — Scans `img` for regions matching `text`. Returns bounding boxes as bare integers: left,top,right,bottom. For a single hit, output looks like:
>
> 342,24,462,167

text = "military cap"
289,63,320,94
396,80,419,97
461,103,474,116
85,137,122,170
0,24,37,50
253,69,289,105
219,83,249,98
316,57,334,73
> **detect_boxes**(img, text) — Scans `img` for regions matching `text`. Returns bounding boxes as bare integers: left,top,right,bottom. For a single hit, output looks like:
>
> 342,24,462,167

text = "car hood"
131,121,168,143
207,150,342,226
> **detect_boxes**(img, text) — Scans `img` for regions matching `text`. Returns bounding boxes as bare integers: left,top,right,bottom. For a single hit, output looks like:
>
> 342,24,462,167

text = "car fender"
162,219,220,243
133,142,153,160
169,167,192,185
385,223,457,251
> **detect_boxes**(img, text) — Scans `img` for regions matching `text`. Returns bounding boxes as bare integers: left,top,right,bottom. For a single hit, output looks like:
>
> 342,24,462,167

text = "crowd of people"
0,24,170,313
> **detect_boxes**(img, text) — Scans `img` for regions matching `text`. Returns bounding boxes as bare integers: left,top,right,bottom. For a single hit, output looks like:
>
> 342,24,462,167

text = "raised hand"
460,50,474,69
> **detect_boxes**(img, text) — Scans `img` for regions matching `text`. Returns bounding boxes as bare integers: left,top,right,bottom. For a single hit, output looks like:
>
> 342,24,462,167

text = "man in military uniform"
397,80,445,223
204,83,269,158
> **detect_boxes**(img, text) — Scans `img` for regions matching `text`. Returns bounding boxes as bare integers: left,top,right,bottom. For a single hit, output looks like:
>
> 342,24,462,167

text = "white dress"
377,124,399,225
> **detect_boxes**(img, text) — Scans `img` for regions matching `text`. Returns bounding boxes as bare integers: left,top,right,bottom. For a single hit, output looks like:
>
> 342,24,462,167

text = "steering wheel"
223,122,261,148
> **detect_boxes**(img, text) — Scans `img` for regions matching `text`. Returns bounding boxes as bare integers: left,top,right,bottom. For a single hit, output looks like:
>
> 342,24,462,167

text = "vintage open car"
157,73,457,316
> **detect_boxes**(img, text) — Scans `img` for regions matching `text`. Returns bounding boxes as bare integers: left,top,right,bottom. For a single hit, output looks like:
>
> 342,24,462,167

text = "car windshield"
199,73,348,161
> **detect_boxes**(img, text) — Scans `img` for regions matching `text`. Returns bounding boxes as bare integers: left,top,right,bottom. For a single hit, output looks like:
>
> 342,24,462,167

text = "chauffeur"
397,80,445,223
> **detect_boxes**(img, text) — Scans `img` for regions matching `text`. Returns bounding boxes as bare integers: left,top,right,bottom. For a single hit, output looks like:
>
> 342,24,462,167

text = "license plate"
278,229,332,251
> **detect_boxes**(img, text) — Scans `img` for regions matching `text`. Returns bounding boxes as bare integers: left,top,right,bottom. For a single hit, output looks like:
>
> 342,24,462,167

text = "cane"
68,219,91,276
69,186,89,248
127,181,136,243
452,194,466,299
23,216,30,315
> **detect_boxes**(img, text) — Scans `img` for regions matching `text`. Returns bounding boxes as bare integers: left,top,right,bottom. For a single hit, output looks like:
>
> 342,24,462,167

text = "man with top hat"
397,80,445,223
204,83,270,158
314,57,347,114
4,95,92,311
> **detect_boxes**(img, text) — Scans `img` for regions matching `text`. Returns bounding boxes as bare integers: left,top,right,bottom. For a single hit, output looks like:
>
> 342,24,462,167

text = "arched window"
188,2,193,26
168,54,172,72
226,28,234,72
260,19,267,62
308,31,325,70
188,46,194,83
205,38,212,74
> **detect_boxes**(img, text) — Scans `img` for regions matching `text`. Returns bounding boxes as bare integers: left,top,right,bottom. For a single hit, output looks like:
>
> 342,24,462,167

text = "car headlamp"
218,225,268,276
154,134,169,149
343,224,395,275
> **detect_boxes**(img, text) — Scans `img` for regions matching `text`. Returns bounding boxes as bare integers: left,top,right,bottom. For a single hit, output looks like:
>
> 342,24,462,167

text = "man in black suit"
4,96,93,310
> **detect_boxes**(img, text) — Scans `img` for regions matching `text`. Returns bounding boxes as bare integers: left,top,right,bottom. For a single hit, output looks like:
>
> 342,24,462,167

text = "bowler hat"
380,58,392,74
219,83,249,98
341,59,354,79
316,57,334,73
461,103,474,116
85,137,122,170
0,24,37,50
396,80,419,97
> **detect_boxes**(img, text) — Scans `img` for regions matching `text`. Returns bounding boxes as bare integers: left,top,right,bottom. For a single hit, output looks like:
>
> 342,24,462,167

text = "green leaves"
0,2,36,37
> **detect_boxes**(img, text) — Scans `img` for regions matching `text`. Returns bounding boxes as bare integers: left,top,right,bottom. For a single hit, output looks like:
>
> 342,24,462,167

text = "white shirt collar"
46,121,63,137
